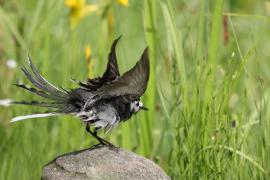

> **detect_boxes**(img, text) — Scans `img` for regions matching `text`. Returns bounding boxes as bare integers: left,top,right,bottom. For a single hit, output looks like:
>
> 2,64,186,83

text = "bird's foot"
98,139,119,152
90,143,104,150
86,125,119,152
107,144,119,152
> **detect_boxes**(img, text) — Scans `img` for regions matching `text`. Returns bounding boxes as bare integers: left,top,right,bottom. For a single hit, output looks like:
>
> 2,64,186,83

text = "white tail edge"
10,113,60,123
0,99,12,107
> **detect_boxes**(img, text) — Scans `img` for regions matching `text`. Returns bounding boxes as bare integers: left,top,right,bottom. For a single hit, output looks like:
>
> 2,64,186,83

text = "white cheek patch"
139,101,143,107
130,103,134,112
130,101,141,113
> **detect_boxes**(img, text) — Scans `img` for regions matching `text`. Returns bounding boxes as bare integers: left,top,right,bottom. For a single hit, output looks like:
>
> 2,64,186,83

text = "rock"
42,146,170,180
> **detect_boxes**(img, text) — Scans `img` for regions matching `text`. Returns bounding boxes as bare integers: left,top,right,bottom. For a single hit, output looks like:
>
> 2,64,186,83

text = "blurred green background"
1,0,270,179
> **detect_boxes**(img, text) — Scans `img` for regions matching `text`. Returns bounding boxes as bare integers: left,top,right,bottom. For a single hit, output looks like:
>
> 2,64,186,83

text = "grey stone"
42,146,170,180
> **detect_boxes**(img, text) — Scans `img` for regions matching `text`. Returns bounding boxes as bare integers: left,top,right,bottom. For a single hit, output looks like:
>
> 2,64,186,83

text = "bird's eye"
136,102,139,106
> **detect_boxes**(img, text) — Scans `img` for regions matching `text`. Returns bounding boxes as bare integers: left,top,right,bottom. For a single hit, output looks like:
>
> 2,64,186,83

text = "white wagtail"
10,36,149,149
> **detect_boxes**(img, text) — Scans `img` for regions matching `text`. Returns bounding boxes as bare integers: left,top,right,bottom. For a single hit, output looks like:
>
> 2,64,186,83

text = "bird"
9,36,150,149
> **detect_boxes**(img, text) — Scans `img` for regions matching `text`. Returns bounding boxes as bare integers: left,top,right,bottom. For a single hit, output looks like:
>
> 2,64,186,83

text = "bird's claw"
97,140,119,152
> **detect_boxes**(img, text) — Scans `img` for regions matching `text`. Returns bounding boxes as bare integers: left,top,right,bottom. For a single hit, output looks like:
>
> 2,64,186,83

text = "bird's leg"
86,125,102,144
93,127,118,149
86,125,118,151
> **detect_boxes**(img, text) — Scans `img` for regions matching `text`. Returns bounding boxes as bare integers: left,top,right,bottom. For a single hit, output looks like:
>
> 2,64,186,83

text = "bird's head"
130,99,148,114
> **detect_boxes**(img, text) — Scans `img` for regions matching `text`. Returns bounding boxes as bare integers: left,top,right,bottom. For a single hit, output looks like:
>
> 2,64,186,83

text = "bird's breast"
114,103,133,121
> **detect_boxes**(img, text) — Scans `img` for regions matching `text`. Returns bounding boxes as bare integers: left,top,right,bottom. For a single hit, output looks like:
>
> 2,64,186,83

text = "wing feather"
97,48,149,101
80,36,121,90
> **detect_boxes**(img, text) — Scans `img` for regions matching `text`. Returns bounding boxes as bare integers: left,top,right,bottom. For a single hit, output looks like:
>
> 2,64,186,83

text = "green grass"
1,0,270,179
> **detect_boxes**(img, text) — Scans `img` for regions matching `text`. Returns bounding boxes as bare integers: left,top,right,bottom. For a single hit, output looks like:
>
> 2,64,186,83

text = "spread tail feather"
20,56,68,101
14,57,87,113
10,112,60,123
0,99,12,107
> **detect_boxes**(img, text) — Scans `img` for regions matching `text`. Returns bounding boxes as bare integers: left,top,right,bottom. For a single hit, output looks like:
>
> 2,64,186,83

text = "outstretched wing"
79,36,121,91
96,48,149,103
101,36,121,81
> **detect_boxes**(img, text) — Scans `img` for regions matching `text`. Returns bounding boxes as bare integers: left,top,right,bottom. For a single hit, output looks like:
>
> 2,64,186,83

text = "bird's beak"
140,106,149,110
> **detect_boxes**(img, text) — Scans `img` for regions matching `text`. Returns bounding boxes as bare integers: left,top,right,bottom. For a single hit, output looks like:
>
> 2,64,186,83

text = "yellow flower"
65,0,98,28
85,45,91,60
65,0,81,8
117,0,128,7
85,45,94,78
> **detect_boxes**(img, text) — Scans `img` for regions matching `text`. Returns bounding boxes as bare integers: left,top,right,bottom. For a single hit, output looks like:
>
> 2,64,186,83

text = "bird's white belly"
76,104,120,133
